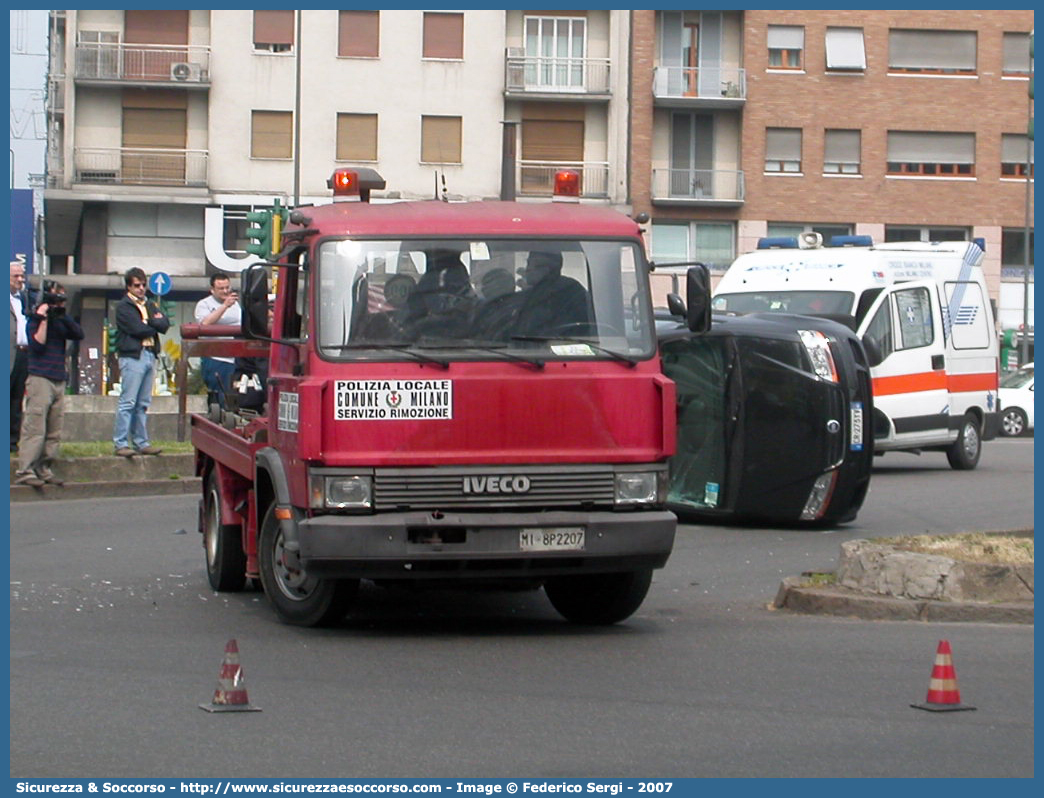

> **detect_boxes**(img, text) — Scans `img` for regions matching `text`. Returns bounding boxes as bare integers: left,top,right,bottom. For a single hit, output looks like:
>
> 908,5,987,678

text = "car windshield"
1000,366,1033,389
713,290,855,316
316,238,656,362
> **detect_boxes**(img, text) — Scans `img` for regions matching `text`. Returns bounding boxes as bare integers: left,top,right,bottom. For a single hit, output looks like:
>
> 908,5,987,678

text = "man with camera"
193,272,241,409
13,281,84,487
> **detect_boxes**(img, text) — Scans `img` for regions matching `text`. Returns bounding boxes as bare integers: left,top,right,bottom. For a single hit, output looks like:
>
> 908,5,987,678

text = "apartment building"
41,9,631,393
41,10,1033,394
630,9,1034,335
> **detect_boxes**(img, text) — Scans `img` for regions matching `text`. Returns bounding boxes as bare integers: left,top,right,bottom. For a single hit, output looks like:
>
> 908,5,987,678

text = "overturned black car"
657,266,874,525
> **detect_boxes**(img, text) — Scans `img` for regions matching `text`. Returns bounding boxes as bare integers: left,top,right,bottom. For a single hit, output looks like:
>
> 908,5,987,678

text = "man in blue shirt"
13,281,84,487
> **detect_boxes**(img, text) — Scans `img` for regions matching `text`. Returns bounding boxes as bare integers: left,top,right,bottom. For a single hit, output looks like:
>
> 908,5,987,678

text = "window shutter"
767,26,804,49
825,28,866,70
252,111,293,158
337,113,378,161
421,116,462,163
888,131,975,163
1002,134,1033,164
124,10,188,45
423,12,464,59
521,120,584,161
254,10,294,47
339,11,379,58
889,30,976,70
766,128,802,161
825,130,861,163
1003,32,1031,73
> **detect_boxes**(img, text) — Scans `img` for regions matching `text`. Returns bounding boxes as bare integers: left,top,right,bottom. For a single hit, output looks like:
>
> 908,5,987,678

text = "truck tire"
203,470,247,592
544,569,653,625
946,414,982,470
257,504,359,627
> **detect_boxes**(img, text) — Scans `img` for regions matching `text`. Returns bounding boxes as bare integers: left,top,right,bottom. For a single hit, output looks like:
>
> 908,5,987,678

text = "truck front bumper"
296,509,676,580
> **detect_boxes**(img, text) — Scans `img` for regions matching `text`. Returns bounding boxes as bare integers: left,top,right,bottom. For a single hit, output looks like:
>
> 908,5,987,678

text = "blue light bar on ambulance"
829,235,874,247
756,237,799,249
552,169,581,202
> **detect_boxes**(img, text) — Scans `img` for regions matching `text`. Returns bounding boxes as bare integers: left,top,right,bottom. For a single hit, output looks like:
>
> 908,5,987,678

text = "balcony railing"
652,65,746,101
74,43,211,84
651,168,745,203
74,147,208,187
518,161,610,198
506,54,611,95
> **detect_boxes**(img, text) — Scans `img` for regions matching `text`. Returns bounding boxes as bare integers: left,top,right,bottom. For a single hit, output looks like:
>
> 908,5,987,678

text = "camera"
40,280,66,317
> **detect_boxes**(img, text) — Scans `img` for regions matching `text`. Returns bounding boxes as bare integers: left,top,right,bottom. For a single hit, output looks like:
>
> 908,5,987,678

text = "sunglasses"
130,282,146,288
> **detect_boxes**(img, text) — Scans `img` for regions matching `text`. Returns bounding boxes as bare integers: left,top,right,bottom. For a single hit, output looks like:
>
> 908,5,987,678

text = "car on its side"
999,362,1034,437
656,295,874,526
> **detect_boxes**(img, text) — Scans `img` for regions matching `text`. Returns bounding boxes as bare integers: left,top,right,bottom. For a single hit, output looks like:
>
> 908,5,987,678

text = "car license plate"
519,528,585,552
850,402,864,451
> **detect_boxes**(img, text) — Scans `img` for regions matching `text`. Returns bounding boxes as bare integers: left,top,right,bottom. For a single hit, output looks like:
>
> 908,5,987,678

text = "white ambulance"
712,235,1000,469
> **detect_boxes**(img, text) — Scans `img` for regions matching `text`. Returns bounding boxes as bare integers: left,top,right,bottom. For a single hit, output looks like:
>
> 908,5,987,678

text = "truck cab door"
857,279,949,446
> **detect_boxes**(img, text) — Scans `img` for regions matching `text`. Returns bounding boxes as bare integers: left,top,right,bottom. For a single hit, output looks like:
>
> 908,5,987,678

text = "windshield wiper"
510,335,639,367
330,343,450,369
453,341,545,370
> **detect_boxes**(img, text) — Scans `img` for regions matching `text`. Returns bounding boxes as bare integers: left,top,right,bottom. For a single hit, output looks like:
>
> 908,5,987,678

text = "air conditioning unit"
170,62,201,82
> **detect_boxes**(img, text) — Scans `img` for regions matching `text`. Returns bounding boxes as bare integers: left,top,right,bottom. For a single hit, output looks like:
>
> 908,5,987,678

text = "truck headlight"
800,470,838,521
614,470,665,507
310,474,373,510
798,329,839,382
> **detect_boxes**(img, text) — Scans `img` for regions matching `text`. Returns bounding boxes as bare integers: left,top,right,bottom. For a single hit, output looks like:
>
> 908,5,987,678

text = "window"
1001,229,1034,280
884,226,968,243
767,26,803,70
765,128,802,173
894,288,934,349
888,29,976,75
650,222,735,272
251,110,293,159
825,27,866,72
767,223,852,244
1002,32,1031,76
338,11,379,58
824,130,861,174
253,10,294,53
525,15,587,89
1001,134,1034,178
421,115,462,164
336,113,378,162
77,30,120,79
423,12,463,60
887,131,975,177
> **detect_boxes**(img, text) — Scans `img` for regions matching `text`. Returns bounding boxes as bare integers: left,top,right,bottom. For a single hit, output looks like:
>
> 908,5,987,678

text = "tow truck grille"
373,465,616,510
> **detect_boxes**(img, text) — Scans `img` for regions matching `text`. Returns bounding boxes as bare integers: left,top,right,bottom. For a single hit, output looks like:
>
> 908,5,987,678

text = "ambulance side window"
863,302,893,362
894,287,933,349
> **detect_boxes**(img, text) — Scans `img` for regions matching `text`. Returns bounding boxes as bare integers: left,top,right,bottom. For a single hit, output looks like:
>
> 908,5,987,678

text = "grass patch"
879,532,1034,565
42,440,196,458
800,571,837,587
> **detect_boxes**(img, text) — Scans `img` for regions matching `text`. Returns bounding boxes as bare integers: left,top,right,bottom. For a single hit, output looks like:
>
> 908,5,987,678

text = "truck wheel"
203,471,246,592
946,414,982,470
258,504,358,627
544,569,653,625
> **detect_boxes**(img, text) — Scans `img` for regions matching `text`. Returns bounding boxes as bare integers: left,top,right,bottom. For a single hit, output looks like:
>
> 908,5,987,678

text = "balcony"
73,147,208,187
74,43,211,86
651,168,745,206
518,161,610,198
652,66,746,108
505,53,611,100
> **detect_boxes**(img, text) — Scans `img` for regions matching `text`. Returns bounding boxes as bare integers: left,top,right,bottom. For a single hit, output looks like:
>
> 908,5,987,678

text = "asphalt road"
8,438,1034,778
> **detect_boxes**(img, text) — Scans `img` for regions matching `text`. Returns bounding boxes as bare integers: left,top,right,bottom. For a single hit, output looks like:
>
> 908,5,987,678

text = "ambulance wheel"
258,503,358,627
946,414,982,470
203,470,246,592
544,569,652,625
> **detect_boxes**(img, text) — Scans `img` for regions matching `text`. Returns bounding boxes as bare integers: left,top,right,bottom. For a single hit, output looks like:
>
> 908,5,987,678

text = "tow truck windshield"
317,238,656,362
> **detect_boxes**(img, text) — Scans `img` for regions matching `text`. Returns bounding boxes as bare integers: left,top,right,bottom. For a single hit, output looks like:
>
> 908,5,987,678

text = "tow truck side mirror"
241,264,270,339
685,264,712,333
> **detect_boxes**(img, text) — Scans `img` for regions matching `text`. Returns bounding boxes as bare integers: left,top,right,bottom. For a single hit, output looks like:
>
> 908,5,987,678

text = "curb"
773,575,1034,624
10,477,202,502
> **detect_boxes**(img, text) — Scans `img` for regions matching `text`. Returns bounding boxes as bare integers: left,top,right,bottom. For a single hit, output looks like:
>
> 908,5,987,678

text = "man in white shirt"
10,261,29,452
193,273,242,409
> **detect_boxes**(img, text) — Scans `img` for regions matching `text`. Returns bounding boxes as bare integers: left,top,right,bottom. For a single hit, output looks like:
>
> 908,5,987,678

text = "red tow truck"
187,169,708,626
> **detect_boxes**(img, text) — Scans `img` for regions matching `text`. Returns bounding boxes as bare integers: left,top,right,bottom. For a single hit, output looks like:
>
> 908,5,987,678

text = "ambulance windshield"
315,238,656,363
712,290,855,316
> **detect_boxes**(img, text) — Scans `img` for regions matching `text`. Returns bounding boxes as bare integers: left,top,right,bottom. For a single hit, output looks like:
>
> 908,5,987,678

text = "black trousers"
10,347,28,449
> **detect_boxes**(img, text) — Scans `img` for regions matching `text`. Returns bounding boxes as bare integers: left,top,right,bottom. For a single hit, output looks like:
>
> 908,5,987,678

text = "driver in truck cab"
511,250,591,338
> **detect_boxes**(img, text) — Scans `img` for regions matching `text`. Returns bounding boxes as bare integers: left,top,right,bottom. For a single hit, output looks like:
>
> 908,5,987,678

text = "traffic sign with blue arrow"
148,271,172,296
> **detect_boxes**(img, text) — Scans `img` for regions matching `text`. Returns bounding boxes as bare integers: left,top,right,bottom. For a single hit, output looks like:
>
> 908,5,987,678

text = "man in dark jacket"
510,250,591,338
112,267,170,457
12,281,84,486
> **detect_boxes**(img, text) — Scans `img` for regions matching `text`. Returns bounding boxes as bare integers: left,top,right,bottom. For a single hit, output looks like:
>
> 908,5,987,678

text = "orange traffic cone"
199,639,262,713
911,640,976,712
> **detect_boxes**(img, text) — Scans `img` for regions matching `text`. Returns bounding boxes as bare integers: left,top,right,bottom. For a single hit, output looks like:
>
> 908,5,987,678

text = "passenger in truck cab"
469,267,521,341
401,249,476,340
510,250,591,338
